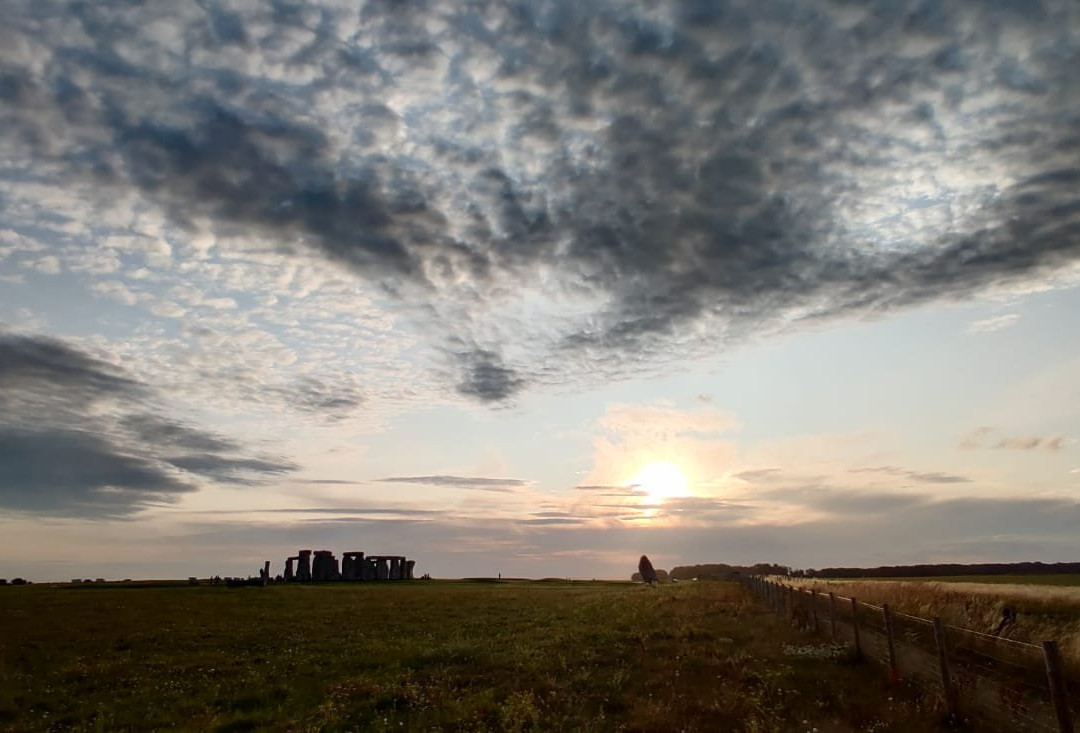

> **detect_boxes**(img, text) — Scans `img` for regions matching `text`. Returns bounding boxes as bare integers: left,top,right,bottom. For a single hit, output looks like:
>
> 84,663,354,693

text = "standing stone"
342,552,364,580
298,550,312,582
312,550,340,581
638,555,659,584
405,560,415,580
363,558,376,581
389,557,401,580
284,557,296,582
375,556,389,580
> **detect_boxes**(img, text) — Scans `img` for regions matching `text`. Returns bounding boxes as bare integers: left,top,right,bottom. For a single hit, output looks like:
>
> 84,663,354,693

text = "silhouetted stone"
342,552,364,580
375,557,389,580
312,550,340,581
638,555,659,584
284,556,297,582
297,550,312,582
405,560,415,580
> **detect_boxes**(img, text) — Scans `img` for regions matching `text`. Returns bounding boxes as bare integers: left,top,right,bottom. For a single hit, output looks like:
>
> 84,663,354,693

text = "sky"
1,0,1079,582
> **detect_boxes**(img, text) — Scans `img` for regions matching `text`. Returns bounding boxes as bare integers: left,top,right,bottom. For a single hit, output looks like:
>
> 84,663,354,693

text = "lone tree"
638,554,660,584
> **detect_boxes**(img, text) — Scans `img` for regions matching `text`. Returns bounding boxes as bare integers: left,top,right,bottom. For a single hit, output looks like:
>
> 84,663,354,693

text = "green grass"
0,580,946,732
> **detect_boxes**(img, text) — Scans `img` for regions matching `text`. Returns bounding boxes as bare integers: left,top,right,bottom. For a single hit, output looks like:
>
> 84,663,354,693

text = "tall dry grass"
786,578,1080,661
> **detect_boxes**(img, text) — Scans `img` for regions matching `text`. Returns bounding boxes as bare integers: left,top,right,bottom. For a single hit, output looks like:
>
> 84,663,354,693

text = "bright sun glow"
631,461,690,502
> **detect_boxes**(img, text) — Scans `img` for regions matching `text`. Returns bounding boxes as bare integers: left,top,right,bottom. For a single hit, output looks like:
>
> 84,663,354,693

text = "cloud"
0,333,142,403
2,1,1079,400
851,466,971,484
163,454,295,485
270,376,364,421
120,414,239,454
0,427,193,517
761,485,931,516
598,403,740,438
376,475,530,492
455,349,525,403
733,468,783,482
959,426,995,450
0,332,297,516
103,492,1080,580
959,427,1069,452
994,435,1067,452
967,314,1020,333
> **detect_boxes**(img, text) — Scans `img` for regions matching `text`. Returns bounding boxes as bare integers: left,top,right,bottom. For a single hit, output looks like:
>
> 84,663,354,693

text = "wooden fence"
742,576,1077,732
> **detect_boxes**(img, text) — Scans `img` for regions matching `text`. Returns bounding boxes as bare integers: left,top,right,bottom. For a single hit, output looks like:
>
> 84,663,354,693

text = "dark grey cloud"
0,333,142,411
0,332,296,516
187,506,443,518
455,349,525,403
0,427,193,517
165,454,295,485
2,1,1080,400
120,414,239,454
376,475,529,492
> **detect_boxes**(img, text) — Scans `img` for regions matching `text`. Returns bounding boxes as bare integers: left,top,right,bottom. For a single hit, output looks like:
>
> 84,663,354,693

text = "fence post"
810,590,819,633
829,592,837,640
850,597,862,659
932,618,958,720
1042,640,1074,733
883,604,898,685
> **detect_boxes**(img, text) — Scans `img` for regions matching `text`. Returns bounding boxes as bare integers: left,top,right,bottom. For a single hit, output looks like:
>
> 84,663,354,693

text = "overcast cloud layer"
2,0,1079,400
1,1,1078,574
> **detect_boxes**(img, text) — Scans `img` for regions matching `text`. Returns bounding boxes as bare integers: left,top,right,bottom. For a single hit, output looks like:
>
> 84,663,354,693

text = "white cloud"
149,301,187,319
23,256,61,275
92,281,140,306
967,314,1020,334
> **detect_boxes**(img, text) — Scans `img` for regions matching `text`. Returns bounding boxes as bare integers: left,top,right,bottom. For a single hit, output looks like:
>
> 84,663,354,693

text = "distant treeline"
798,561,1080,579
668,563,791,581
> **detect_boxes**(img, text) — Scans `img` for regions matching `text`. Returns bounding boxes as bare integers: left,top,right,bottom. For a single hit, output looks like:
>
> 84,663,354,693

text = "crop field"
795,577,1080,663
831,575,1080,587
0,580,946,732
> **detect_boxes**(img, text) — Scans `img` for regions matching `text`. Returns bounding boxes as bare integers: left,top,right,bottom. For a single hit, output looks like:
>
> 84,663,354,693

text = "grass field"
0,580,947,732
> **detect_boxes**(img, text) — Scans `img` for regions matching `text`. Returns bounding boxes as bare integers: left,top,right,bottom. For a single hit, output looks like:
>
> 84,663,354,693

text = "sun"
631,461,690,502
